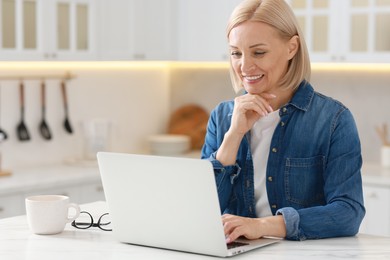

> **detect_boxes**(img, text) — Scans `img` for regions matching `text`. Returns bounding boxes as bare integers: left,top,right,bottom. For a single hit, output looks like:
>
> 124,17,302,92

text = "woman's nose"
240,56,256,74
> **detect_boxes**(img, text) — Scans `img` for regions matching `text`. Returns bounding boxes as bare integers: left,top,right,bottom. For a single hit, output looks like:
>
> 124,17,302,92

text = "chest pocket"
284,156,325,207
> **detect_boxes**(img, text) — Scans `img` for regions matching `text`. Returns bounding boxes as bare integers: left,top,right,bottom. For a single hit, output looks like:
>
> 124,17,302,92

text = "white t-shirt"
250,110,280,218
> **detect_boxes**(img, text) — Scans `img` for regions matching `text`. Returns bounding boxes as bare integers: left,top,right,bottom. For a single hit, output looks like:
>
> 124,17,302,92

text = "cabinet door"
176,0,240,61
45,0,97,60
0,0,96,60
97,0,135,60
360,185,390,236
79,182,105,204
289,0,390,63
0,194,24,218
132,0,176,60
98,0,175,61
288,0,339,62
345,0,390,62
0,0,43,60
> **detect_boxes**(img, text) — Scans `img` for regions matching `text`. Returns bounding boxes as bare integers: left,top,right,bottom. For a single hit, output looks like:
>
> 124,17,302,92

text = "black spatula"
61,80,73,134
17,81,30,141
39,80,52,140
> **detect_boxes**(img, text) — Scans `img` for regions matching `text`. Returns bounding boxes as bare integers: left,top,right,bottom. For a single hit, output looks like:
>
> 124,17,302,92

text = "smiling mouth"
243,74,264,82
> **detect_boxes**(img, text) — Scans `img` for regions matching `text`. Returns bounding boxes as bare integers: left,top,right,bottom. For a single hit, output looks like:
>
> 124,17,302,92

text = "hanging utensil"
0,83,8,142
39,80,52,140
61,80,73,134
16,81,30,141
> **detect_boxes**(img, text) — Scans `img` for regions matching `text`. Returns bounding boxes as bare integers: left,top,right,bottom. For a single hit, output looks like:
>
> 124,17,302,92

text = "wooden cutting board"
168,104,209,150
0,170,11,177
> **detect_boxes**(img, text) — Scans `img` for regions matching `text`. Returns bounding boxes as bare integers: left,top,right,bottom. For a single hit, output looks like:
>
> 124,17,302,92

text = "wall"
169,64,390,164
0,62,171,170
1,62,388,172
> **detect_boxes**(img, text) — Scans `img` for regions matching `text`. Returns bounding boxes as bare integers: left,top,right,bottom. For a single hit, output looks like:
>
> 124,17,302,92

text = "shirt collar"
287,80,314,112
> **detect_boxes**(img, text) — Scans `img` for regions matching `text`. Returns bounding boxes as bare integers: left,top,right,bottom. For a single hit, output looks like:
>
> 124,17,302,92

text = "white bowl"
148,134,191,155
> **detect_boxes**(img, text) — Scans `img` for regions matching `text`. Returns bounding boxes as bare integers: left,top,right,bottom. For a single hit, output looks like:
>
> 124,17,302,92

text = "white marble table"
1,201,390,260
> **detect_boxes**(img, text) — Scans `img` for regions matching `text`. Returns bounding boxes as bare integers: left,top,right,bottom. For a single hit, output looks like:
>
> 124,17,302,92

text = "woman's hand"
222,214,286,243
216,93,275,166
222,214,262,243
230,93,276,136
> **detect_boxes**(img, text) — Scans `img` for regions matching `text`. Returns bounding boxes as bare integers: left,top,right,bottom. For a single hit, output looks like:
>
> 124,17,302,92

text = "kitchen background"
1,0,390,235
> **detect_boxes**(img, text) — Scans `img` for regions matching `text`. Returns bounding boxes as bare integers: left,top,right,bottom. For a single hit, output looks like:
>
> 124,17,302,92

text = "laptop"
97,152,279,257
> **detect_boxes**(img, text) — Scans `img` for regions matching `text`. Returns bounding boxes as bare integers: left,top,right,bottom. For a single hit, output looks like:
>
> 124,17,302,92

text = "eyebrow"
249,43,267,48
229,43,267,49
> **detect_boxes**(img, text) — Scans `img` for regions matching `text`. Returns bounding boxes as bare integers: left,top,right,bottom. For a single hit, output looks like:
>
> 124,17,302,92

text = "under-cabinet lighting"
312,63,390,72
0,61,389,72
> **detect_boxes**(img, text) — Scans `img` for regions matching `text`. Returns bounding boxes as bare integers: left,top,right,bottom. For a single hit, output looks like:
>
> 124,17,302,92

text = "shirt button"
271,204,277,209
282,107,287,113
268,176,273,182
280,121,285,127
272,147,277,153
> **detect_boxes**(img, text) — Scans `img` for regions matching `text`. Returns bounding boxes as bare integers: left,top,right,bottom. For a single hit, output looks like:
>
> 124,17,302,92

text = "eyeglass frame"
71,211,112,231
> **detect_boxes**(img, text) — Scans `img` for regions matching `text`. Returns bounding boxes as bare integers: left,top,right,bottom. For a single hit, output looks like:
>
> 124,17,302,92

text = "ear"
287,35,299,60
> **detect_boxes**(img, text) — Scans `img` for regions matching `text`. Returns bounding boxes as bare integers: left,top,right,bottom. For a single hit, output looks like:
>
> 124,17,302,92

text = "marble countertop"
0,201,389,260
1,160,390,198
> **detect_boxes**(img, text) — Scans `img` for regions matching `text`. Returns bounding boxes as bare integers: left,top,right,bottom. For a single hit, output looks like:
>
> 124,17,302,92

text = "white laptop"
97,152,279,257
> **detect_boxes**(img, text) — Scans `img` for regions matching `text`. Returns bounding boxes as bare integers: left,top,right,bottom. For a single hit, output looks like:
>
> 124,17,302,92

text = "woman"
201,0,365,242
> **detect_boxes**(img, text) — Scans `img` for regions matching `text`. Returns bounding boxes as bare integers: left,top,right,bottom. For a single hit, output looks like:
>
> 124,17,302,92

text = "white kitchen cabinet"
360,184,390,236
0,194,24,219
0,0,97,60
0,182,105,219
175,0,241,61
0,164,105,219
288,0,390,63
79,182,105,204
98,0,176,60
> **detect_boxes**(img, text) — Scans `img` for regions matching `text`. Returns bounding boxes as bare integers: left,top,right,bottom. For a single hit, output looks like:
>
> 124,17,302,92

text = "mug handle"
66,203,81,223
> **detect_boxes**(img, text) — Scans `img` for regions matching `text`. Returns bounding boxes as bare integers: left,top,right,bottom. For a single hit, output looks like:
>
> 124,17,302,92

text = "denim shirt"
201,81,365,241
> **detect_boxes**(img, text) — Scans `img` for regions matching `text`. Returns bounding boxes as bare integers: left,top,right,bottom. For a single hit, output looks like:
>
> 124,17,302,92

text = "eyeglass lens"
72,211,112,231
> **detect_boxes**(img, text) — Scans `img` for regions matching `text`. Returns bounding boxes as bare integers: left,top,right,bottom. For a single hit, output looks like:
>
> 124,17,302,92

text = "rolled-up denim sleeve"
276,207,302,241
204,151,242,212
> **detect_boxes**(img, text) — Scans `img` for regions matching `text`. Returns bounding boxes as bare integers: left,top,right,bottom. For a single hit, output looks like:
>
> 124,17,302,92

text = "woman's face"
228,21,297,95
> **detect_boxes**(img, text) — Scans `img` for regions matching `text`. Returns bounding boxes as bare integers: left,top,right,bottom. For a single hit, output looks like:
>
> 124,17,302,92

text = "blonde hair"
227,0,311,93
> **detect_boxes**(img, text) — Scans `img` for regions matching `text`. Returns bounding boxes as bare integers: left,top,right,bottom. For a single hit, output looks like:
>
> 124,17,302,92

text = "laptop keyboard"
227,241,250,249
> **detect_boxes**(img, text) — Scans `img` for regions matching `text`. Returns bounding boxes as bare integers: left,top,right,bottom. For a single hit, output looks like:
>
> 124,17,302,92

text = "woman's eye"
230,51,242,57
254,51,266,56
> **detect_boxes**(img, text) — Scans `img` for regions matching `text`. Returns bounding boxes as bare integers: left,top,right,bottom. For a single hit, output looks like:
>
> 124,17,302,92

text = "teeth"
244,75,263,80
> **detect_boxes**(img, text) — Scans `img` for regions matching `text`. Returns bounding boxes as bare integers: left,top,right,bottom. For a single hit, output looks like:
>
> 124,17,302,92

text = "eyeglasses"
71,211,112,231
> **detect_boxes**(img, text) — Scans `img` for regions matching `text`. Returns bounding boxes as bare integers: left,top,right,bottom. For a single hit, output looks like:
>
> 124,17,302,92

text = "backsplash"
0,63,170,170
0,62,388,171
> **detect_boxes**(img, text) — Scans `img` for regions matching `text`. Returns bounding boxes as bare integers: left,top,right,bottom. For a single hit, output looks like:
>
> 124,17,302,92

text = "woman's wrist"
216,130,244,166
258,215,287,238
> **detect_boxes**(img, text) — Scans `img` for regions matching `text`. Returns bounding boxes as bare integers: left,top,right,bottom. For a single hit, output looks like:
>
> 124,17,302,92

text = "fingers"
229,92,277,136
222,214,249,243
222,214,262,243
235,93,275,117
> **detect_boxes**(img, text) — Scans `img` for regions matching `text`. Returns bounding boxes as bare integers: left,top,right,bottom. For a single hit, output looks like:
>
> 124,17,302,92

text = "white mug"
25,195,80,235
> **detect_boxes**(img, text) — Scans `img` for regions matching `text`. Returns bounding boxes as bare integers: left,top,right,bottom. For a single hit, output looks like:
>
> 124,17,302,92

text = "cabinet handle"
96,186,104,192
367,192,378,199
0,207,4,212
